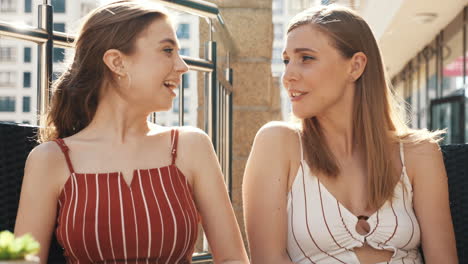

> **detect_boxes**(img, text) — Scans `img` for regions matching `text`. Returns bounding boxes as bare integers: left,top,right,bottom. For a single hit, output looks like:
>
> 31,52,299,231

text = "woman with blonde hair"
243,4,457,264
14,1,248,263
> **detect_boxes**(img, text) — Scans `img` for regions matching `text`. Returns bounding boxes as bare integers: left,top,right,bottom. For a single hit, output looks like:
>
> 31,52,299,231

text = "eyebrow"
159,38,180,49
283,47,318,56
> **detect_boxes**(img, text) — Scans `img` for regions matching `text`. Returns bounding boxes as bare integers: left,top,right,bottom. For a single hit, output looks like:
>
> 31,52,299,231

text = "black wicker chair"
1,121,467,263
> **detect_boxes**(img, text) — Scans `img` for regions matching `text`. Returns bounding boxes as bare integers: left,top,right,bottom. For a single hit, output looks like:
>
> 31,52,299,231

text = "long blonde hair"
287,5,442,210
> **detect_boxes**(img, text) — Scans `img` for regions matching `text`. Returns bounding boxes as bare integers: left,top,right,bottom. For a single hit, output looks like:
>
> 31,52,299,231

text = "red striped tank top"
53,129,200,264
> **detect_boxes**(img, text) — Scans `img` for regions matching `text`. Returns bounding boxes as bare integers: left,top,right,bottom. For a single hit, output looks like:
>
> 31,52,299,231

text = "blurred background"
0,0,467,143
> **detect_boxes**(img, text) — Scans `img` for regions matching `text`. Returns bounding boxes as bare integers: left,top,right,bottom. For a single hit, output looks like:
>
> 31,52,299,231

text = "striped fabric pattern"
287,131,423,264
54,130,200,264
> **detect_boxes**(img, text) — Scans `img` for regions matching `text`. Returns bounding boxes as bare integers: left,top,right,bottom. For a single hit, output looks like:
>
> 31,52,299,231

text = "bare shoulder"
177,126,211,149
256,121,299,141
403,137,442,163
26,141,65,169
402,138,444,181
24,140,68,195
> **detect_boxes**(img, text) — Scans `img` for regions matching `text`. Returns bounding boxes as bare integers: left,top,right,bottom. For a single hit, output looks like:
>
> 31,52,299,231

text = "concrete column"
197,0,281,252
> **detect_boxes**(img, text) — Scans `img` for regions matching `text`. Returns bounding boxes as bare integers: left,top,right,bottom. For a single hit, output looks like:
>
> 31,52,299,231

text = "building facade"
0,0,200,128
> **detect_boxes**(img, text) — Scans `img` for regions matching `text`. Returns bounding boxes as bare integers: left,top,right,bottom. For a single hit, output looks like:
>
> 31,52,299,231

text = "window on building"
0,47,16,62
182,74,189,89
24,0,31,13
22,96,31,112
53,23,66,32
24,47,31,63
274,23,283,40
53,48,65,62
0,0,16,12
23,72,31,88
0,72,16,87
52,71,62,81
272,48,283,64
180,48,190,56
173,97,189,113
51,0,65,13
0,96,16,112
176,24,190,39
272,0,284,15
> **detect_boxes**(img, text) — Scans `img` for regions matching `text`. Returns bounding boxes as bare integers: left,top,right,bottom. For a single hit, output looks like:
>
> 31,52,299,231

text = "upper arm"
243,122,296,264
179,127,248,263
14,142,66,264
408,141,458,263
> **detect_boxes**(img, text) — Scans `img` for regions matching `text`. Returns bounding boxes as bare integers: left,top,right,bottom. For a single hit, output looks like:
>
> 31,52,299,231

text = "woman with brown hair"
243,4,457,264
14,1,248,263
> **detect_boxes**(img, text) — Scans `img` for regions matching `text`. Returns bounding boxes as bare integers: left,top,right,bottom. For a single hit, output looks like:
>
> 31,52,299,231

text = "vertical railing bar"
37,1,53,125
226,67,233,199
179,75,185,126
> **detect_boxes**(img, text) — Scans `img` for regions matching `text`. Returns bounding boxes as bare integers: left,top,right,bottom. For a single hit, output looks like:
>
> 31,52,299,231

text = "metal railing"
0,0,236,262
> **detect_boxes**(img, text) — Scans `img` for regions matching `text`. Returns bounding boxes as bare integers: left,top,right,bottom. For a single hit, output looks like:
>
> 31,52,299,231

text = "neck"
80,88,152,144
316,84,356,157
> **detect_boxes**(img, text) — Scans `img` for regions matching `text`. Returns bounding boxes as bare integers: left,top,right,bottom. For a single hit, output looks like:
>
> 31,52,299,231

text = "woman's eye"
164,48,174,54
302,56,315,61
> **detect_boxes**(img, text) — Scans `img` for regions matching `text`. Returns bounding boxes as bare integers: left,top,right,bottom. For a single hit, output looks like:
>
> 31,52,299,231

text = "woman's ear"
349,51,367,82
103,49,126,77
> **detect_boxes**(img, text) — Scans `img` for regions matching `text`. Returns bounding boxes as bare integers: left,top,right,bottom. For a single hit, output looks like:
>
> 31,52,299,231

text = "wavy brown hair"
39,0,168,142
287,5,442,210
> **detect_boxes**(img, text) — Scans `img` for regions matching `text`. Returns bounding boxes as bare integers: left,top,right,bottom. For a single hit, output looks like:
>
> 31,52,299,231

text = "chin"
292,108,316,120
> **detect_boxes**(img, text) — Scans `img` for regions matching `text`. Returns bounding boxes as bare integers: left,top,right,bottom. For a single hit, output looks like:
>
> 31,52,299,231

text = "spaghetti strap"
296,129,304,161
53,138,76,174
399,142,405,168
171,129,179,165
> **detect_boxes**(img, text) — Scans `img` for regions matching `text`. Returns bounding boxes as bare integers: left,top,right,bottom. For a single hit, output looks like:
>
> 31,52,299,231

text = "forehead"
284,24,331,51
138,18,177,44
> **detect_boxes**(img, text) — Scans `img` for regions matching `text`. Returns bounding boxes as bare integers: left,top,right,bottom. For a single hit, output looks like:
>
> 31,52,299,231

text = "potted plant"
0,231,40,264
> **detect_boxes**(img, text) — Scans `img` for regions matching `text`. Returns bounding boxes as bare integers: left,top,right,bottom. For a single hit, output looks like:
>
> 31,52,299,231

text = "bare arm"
180,128,249,264
14,142,65,264
409,141,458,263
243,123,296,264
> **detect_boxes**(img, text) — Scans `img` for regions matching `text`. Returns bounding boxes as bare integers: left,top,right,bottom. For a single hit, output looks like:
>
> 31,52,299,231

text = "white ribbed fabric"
287,131,423,264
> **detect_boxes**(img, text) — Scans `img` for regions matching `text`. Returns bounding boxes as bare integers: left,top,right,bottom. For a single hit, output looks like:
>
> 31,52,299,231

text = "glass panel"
52,0,65,13
0,0,16,13
180,48,190,56
274,23,283,40
24,0,31,13
0,37,37,123
0,96,16,112
431,98,463,144
182,73,189,89
22,96,30,112
0,47,16,63
427,48,437,127
0,71,16,87
176,23,190,39
53,23,66,33
24,47,31,63
272,0,284,15
23,72,31,88
442,19,463,96
272,47,283,63
418,58,428,128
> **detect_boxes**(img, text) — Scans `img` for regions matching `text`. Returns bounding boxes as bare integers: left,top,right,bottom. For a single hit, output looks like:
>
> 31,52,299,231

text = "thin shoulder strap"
170,129,179,165
399,141,405,167
296,129,304,161
54,138,76,174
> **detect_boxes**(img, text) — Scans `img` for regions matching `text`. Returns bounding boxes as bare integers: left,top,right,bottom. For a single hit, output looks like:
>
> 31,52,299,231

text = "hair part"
287,4,443,210
39,0,169,142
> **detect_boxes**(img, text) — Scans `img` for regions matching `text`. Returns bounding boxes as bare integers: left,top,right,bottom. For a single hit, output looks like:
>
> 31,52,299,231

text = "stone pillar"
197,0,282,252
